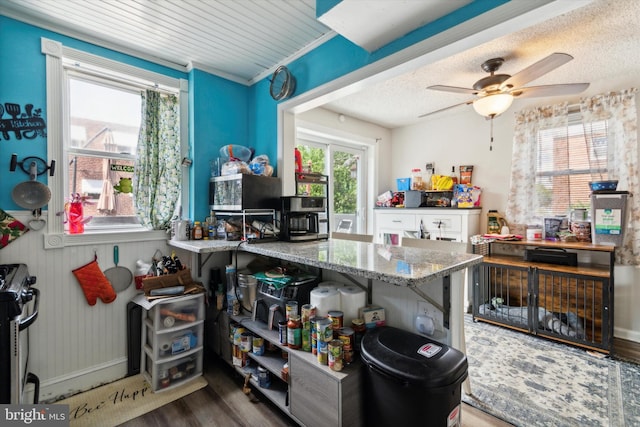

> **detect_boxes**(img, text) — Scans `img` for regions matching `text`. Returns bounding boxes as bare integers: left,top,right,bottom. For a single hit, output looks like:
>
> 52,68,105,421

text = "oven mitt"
0,208,28,249
72,255,117,306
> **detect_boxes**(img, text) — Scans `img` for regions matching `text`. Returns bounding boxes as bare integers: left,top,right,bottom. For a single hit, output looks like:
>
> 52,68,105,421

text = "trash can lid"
360,326,468,387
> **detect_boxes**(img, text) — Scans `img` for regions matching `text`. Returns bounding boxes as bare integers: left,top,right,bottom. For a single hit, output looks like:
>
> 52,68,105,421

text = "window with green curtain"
134,89,181,230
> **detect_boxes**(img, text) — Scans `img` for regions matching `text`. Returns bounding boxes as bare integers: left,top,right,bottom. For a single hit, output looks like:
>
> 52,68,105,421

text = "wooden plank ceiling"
0,0,334,84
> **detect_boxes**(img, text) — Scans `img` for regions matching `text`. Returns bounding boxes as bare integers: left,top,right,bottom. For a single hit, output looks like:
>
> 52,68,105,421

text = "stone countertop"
168,239,483,287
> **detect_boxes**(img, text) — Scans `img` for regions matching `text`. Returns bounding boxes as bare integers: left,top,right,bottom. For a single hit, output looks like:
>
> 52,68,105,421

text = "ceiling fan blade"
511,83,590,98
418,100,474,118
427,85,479,95
501,53,574,90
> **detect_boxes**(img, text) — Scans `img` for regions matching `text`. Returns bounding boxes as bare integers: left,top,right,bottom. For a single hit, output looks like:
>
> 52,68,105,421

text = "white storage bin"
147,293,205,330
145,350,203,391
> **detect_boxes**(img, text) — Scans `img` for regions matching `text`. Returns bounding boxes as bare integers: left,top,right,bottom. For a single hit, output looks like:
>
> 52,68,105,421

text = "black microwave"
209,174,281,211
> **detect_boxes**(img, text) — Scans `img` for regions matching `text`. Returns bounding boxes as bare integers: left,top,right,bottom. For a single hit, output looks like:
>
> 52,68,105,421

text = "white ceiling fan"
420,52,590,118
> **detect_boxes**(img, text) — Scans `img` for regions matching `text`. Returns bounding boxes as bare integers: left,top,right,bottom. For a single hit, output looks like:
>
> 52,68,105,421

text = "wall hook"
10,153,56,177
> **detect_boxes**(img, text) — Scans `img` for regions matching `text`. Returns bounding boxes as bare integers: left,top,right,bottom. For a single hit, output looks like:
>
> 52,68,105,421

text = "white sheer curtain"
505,103,569,226
580,88,639,265
506,89,639,265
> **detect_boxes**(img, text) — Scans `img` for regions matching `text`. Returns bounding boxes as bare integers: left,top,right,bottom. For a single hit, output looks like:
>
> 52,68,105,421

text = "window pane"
66,75,142,230
536,118,608,218
67,155,136,221
69,78,141,154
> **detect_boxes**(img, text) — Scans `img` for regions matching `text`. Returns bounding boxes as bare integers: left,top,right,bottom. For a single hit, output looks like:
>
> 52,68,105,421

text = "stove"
0,263,39,404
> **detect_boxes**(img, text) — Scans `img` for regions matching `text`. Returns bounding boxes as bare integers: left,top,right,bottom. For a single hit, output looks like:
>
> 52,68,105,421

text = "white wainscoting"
0,211,172,402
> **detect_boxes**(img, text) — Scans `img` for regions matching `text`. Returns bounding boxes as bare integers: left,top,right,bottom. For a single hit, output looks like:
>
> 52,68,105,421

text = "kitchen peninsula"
168,238,482,425
169,238,482,356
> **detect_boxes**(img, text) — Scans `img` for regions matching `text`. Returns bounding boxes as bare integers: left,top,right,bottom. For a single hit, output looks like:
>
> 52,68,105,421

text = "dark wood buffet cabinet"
473,239,615,353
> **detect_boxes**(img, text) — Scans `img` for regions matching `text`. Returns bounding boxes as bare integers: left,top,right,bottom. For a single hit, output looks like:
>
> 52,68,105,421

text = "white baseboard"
615,327,640,344
36,358,128,403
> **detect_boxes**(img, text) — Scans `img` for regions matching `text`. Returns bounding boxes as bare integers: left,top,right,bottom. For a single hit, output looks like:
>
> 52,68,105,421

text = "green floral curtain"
134,90,181,230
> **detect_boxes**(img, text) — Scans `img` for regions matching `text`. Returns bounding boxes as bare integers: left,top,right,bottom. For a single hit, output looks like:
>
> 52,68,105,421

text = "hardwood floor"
120,355,513,427
118,332,639,426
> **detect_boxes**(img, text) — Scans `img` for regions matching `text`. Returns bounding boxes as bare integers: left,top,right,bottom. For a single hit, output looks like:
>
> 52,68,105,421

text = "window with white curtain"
535,111,608,218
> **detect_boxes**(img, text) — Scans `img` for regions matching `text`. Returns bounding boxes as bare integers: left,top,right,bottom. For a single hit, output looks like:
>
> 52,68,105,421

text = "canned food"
328,310,344,331
316,317,333,343
278,320,288,345
240,332,252,352
286,301,299,319
233,327,245,346
252,336,264,356
301,304,316,323
328,339,344,371
337,327,354,364
352,318,366,352
317,340,328,365
258,366,271,388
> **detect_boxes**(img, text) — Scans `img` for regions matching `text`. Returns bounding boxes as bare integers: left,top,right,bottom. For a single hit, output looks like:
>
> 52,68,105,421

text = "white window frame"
296,124,372,234
41,37,189,249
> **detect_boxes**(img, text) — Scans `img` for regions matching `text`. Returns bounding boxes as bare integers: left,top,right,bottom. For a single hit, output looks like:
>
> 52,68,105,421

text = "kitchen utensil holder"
9,154,56,177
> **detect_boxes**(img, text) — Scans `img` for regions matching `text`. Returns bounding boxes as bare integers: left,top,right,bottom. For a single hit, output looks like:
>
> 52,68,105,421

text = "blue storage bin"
397,178,410,191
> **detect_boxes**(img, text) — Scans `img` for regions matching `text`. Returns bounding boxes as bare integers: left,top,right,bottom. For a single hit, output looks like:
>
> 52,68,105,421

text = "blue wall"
1,0,507,221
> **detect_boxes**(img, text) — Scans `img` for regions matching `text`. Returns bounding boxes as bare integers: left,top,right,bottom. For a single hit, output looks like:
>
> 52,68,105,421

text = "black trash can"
360,326,468,427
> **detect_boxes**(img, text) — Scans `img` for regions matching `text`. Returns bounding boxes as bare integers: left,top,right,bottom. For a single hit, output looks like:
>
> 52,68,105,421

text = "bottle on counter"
411,168,423,190
450,166,458,185
192,221,203,240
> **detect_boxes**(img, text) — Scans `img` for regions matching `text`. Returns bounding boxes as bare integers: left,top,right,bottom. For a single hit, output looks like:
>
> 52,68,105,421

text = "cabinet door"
374,213,416,244
474,263,532,330
417,213,462,241
289,354,340,427
534,270,609,349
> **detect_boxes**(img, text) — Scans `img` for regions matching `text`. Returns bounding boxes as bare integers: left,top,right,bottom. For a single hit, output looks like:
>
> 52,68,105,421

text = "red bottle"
294,147,303,173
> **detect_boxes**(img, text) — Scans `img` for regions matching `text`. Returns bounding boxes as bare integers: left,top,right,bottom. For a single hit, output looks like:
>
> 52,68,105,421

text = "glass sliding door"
296,136,368,234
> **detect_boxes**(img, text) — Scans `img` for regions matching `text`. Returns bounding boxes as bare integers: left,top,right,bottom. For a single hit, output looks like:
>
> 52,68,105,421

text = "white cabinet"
375,211,417,245
374,208,480,245
141,293,205,392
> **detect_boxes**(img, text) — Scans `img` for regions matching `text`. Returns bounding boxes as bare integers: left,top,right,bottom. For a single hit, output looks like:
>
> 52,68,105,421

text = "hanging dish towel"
0,208,28,249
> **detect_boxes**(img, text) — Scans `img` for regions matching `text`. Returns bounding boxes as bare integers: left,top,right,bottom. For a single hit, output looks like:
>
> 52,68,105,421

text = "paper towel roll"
310,287,341,317
338,286,366,325
318,281,345,289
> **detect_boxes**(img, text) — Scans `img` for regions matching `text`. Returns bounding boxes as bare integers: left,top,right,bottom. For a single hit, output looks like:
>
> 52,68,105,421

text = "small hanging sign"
110,164,134,173
0,102,47,140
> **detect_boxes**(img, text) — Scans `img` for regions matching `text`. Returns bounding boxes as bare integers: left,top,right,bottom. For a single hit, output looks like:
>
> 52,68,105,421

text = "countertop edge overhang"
168,239,483,287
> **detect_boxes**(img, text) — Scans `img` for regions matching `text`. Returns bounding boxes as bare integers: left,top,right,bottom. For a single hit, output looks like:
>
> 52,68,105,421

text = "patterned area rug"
462,316,640,427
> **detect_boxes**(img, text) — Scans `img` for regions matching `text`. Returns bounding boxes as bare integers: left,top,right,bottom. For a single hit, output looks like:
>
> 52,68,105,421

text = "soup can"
302,327,311,352
337,327,355,364
316,318,333,343
328,339,344,371
240,332,252,353
232,327,245,346
252,336,264,356
278,320,288,345
328,310,344,332
301,304,316,326
310,316,322,355
285,300,298,320
258,366,271,388
317,340,328,365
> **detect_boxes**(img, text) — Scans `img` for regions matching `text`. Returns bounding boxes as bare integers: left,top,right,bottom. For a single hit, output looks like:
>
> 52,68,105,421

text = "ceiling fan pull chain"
489,115,494,151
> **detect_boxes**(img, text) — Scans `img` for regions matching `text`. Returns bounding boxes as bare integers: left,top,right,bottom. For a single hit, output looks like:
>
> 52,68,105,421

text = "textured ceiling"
322,0,640,128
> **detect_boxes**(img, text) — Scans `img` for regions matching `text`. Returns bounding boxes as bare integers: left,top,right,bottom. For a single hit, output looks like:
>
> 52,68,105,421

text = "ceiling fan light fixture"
473,93,514,117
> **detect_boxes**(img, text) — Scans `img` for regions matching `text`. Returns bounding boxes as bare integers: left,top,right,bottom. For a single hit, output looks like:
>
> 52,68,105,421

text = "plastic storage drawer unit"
360,326,468,427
